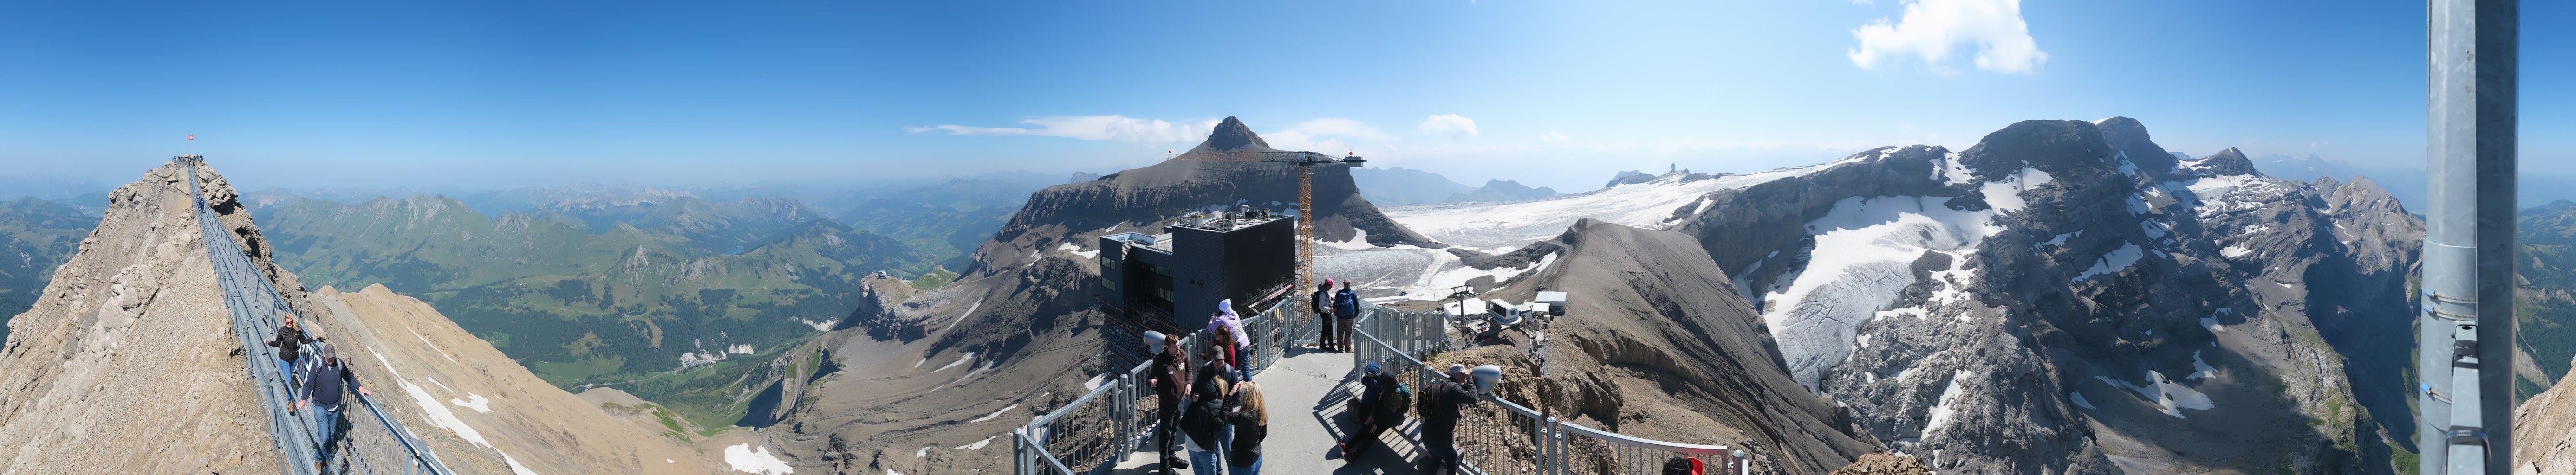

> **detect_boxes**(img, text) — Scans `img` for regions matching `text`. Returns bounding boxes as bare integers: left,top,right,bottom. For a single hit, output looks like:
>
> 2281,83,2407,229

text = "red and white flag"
186,135,195,141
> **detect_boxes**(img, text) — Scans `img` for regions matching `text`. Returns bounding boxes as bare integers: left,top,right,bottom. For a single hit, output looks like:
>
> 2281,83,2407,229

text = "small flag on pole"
187,135,195,141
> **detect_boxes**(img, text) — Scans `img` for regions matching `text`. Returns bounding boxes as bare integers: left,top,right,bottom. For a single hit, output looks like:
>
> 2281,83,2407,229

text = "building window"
1099,280,1118,292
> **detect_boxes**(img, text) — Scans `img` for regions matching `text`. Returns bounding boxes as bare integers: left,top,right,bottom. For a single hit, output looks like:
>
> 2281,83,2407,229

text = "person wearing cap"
1419,364,1480,475
1148,331,1192,474
1337,361,1404,457
1311,280,1336,351
293,342,374,473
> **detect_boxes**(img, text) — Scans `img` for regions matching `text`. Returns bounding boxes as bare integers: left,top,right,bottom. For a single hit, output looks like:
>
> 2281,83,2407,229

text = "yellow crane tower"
1164,150,1365,293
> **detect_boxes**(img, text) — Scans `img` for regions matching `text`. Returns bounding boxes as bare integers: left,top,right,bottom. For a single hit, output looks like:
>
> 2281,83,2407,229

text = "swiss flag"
187,135,195,141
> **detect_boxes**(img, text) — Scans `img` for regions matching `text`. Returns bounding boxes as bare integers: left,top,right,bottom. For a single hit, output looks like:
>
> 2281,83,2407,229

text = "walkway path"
1110,347,1427,475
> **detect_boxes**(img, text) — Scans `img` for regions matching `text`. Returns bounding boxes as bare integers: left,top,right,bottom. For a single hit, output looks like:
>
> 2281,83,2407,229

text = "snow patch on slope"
451,393,492,413
725,444,794,475
2096,370,2215,418
2075,244,2145,281
371,350,542,475
1922,370,1975,435
1054,242,1098,259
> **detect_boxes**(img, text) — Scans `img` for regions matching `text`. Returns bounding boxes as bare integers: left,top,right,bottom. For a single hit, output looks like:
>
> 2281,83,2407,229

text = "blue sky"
0,1,2564,193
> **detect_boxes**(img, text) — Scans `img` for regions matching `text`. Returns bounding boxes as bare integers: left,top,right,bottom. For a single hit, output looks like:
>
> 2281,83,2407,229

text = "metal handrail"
183,157,455,475
1015,298,1755,475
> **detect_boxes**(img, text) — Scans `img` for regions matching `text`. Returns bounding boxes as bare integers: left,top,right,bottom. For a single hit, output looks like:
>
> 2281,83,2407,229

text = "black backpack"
1416,381,1444,418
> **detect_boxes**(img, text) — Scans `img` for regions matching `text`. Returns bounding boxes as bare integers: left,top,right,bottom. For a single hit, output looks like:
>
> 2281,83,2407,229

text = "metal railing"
184,157,455,475
1348,309,1748,475
1015,302,1304,475
1018,298,1753,475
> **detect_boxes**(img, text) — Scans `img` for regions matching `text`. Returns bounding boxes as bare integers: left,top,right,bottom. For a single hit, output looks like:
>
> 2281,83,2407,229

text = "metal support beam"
2421,0,2516,473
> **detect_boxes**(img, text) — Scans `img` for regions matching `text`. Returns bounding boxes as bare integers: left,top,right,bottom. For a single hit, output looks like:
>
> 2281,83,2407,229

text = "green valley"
250,193,935,427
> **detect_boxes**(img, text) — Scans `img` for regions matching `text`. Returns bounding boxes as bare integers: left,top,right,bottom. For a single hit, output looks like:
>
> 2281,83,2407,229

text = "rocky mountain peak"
1955,119,2114,180
2094,116,2181,178
1197,116,1272,152
2186,147,2263,177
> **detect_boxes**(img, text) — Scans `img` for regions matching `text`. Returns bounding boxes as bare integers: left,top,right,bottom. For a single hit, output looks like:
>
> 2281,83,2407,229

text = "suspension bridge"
183,155,456,475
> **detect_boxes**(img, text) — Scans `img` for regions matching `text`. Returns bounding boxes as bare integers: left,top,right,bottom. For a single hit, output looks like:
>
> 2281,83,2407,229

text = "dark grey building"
1094,209,1298,331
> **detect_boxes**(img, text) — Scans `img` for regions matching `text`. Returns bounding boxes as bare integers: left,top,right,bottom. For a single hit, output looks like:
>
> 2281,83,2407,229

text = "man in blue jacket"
293,343,375,473
1332,282,1361,353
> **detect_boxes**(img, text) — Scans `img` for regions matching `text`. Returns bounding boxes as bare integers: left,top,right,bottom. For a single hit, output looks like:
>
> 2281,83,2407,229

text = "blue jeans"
314,405,343,466
1189,449,1223,475
275,358,298,386
1230,454,1262,475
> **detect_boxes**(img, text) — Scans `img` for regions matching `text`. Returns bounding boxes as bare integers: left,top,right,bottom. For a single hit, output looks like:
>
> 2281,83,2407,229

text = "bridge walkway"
182,156,455,475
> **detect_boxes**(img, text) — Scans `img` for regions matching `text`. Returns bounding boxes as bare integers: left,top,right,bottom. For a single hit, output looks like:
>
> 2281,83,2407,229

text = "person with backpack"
1218,380,1268,475
292,343,373,473
1148,332,1192,474
1184,347,1239,475
1312,280,1336,351
1337,361,1407,458
1332,282,1361,353
1419,364,1480,475
264,315,313,386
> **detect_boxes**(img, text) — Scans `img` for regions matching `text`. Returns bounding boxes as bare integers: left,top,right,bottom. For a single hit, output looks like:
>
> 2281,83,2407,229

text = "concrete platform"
1111,346,1425,475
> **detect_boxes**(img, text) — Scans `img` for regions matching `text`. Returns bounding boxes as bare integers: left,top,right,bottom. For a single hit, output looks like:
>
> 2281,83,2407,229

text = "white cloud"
1418,114,1480,138
1847,0,2047,74
1538,131,1569,143
906,115,1219,143
1267,118,1393,153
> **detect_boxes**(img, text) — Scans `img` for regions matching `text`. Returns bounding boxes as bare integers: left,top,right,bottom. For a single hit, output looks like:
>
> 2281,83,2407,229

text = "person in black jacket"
1311,280,1336,351
293,343,373,473
1338,361,1401,457
1219,380,1268,475
264,316,313,386
1185,351,1238,475
1149,332,1191,474
1420,364,1479,475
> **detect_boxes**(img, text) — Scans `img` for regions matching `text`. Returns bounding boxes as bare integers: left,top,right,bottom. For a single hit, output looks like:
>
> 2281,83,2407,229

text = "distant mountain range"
1350,167,1562,205
2248,153,2576,212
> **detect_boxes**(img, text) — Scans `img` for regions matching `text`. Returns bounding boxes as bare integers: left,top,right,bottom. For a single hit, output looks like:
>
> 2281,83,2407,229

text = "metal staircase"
182,156,456,475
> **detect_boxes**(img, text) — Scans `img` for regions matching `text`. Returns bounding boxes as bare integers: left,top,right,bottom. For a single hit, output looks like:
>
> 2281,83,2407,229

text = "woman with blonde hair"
1219,380,1269,475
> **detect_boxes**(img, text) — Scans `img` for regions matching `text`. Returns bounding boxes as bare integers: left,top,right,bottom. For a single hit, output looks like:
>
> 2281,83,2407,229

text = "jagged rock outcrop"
971,116,1438,274
2517,355,2576,475
1668,118,2417,474
1830,453,1932,475
0,161,309,474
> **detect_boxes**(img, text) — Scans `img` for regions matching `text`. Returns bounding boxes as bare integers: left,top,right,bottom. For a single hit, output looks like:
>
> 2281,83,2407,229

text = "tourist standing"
1220,381,1269,475
1312,280,1336,351
1149,332,1192,474
1332,282,1361,353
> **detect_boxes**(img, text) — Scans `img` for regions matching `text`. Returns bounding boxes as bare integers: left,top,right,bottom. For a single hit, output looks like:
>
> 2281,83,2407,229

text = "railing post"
1540,416,1556,475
